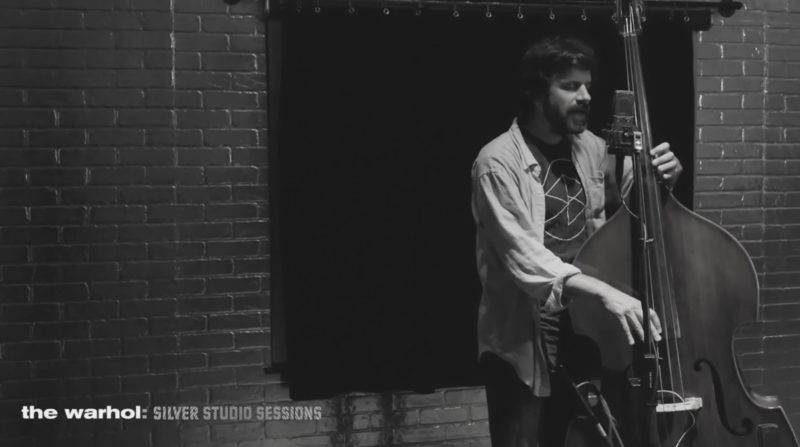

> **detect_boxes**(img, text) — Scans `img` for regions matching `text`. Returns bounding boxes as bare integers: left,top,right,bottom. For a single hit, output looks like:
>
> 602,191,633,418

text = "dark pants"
482,312,576,447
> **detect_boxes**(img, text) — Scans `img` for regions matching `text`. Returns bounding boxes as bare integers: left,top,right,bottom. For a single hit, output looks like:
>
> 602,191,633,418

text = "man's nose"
577,85,591,102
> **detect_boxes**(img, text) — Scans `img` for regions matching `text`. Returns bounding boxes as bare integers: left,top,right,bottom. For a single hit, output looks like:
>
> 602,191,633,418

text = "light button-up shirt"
471,119,630,396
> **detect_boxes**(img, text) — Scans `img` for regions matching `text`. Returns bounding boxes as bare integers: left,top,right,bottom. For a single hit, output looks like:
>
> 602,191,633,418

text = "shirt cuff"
542,265,581,312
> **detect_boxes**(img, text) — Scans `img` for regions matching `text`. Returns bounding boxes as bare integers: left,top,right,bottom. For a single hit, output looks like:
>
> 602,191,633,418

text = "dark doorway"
275,11,695,400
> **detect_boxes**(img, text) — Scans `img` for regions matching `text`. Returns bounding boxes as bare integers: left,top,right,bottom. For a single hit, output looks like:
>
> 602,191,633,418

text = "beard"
544,98,590,136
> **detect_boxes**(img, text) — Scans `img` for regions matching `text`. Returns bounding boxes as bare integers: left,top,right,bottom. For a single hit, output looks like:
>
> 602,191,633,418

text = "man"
470,36,682,447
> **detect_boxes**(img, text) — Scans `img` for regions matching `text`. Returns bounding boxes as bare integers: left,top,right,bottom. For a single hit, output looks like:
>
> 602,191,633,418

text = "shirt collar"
510,118,577,169
510,118,539,171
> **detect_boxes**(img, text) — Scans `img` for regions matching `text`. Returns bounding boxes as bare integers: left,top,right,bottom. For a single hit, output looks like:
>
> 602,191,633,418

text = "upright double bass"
568,1,800,446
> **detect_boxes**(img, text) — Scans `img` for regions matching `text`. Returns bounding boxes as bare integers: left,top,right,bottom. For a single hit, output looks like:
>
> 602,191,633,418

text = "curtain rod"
266,0,741,21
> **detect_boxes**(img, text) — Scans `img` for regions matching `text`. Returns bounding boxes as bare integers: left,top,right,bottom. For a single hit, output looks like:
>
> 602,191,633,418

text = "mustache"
569,105,590,114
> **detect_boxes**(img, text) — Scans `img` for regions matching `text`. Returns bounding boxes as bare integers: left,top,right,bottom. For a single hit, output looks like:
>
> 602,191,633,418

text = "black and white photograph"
1,0,800,446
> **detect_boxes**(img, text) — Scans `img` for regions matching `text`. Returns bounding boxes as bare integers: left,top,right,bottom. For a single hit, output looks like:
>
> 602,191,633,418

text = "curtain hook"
295,0,302,12
414,0,422,15
580,0,588,21
683,2,691,22
452,2,460,18
485,4,492,19
516,3,524,20
313,0,321,13
548,0,555,20
382,0,390,15
346,0,355,14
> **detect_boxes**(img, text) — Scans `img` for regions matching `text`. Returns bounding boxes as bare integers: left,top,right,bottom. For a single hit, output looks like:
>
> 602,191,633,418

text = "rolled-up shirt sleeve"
472,166,581,311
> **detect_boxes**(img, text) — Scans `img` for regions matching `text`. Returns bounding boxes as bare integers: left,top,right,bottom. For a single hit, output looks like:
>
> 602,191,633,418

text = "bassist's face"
541,68,593,136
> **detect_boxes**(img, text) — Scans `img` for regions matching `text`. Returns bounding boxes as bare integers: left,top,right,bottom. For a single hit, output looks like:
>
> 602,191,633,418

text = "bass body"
570,191,799,447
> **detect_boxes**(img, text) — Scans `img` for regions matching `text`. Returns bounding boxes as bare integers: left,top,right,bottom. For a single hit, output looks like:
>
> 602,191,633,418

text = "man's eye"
561,83,590,92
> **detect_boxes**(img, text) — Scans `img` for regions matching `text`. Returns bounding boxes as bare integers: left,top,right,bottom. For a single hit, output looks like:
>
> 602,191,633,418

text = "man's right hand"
564,273,662,345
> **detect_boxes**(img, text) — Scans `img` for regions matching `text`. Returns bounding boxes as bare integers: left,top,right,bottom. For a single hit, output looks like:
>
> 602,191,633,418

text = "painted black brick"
89,281,148,300
92,319,149,338
88,243,149,261
119,261,175,280
206,167,258,184
206,240,259,257
31,245,90,263
63,339,121,359
91,205,147,223
147,129,204,146
32,283,90,302
177,186,231,203
149,315,206,335
119,186,175,203
0,227,58,245
63,301,119,320
60,110,116,127
0,169,27,186
0,208,29,225
86,50,145,68
0,188,57,206
86,89,145,107
61,263,119,281
149,353,207,372
177,222,233,240
62,225,118,244
0,304,60,322
89,167,146,185
118,148,176,166
206,277,260,294
117,224,174,243
173,32,228,51
29,168,87,187
203,129,258,146
122,336,179,355
60,148,118,166
30,206,88,225
174,71,231,89
0,285,32,302
148,242,204,259
3,342,60,361
2,265,60,284
146,279,205,299
178,148,231,165
147,204,205,222
32,322,91,340
177,260,233,277
146,89,202,108
234,221,269,238
178,296,232,314
146,167,204,185
206,204,258,220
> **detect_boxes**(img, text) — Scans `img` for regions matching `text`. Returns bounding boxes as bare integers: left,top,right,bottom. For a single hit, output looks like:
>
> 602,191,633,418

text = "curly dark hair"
517,35,596,114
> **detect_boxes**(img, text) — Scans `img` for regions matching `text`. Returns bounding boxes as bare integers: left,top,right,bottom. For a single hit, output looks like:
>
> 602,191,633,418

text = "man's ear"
530,97,545,116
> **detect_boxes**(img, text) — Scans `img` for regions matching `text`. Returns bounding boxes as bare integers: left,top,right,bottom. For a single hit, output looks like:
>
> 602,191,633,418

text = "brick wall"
696,0,800,431
1,0,799,446
0,0,274,445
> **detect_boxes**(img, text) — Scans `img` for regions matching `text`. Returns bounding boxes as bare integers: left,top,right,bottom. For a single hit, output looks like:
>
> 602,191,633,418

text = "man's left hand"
651,142,682,185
